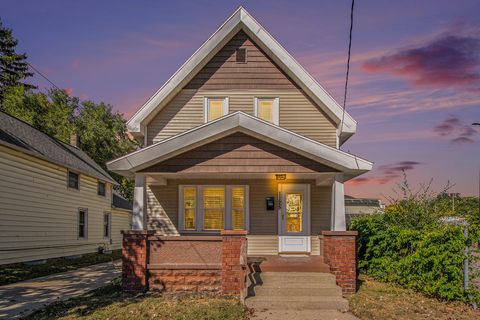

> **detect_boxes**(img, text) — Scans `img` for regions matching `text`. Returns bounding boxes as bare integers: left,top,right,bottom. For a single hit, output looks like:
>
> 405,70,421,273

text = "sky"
2,0,480,202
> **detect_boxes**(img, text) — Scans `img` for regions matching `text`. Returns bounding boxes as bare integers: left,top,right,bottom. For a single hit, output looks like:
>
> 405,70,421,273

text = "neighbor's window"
205,97,228,122
236,48,247,63
68,171,79,189
103,212,111,238
97,181,106,196
232,187,245,230
255,97,279,125
203,187,225,230
183,187,196,230
78,209,88,239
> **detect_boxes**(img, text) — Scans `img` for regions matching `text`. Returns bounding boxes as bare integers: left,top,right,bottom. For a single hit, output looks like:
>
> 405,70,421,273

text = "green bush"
349,177,480,303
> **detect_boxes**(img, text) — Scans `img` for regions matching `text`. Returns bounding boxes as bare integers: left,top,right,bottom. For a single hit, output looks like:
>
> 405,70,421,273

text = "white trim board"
126,6,357,144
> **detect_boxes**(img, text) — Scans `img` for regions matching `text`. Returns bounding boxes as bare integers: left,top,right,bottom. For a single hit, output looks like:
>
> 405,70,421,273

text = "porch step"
246,272,348,312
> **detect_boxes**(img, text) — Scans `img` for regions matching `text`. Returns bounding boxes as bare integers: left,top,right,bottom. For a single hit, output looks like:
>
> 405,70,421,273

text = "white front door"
278,184,310,253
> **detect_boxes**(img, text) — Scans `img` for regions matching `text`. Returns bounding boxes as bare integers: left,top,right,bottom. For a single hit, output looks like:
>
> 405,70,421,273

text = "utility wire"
27,62,62,91
340,0,355,133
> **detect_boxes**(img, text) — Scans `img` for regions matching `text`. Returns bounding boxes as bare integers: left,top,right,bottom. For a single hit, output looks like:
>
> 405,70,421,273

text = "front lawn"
348,276,480,320
25,279,247,320
0,250,121,286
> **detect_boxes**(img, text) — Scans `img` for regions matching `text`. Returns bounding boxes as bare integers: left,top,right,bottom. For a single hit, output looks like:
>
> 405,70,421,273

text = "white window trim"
78,208,88,240
254,97,279,125
178,185,249,233
204,97,229,123
103,212,111,239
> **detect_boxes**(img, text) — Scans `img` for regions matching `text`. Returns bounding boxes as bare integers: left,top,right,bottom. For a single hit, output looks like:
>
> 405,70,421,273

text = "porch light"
275,174,287,181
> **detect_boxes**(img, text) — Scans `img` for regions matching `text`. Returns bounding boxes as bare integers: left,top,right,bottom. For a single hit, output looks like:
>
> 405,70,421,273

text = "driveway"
0,261,121,319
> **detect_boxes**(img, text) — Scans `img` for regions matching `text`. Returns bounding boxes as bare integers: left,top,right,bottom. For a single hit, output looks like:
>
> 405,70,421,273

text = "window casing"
179,185,249,232
68,171,79,189
254,97,279,125
204,97,228,122
97,181,106,196
78,208,88,239
103,212,111,238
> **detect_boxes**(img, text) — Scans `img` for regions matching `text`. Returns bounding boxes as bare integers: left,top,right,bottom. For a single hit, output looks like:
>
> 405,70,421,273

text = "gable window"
204,97,228,122
254,97,279,125
78,208,88,239
103,212,111,238
68,171,79,189
97,181,106,196
179,185,249,232
236,48,247,63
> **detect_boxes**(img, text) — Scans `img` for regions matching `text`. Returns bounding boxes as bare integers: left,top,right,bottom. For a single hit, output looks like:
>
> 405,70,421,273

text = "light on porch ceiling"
275,174,287,181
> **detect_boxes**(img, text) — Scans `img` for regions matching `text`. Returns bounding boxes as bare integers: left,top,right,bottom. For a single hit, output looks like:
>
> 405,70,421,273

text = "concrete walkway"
0,261,121,319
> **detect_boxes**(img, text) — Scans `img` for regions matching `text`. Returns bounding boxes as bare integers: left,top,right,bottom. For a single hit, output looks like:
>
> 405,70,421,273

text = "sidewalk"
0,261,121,319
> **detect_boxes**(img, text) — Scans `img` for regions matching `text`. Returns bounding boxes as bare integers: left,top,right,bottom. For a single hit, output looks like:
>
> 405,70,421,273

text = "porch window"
179,185,249,232
204,97,228,122
203,187,225,230
254,97,279,125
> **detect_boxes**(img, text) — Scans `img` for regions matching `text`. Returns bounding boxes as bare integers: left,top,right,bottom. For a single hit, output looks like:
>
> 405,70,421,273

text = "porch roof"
107,112,372,181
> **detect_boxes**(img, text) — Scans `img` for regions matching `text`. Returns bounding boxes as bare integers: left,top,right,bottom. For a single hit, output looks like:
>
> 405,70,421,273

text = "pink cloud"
362,34,480,89
434,115,478,144
346,161,423,186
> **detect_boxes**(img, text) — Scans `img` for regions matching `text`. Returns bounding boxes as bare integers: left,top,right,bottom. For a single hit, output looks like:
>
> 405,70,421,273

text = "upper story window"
204,97,228,122
254,97,279,125
235,48,247,63
68,171,79,190
97,181,106,196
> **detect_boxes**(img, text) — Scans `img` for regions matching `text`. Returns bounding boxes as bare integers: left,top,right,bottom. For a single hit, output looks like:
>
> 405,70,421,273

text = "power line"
27,62,62,91
340,0,355,134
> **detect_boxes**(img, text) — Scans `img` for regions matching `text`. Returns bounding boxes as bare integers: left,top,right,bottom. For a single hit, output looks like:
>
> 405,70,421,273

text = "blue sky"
2,0,480,201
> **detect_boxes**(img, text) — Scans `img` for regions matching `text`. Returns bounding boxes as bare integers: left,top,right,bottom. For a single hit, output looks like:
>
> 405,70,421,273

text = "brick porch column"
321,231,358,294
221,230,248,298
122,230,153,292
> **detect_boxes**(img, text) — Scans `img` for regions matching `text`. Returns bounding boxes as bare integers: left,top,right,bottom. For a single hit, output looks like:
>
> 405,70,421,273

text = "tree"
0,18,35,105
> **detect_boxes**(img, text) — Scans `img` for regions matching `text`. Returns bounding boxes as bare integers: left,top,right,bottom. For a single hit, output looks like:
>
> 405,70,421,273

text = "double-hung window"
254,97,279,125
103,212,111,238
68,171,79,189
204,97,228,122
78,208,88,239
179,185,248,232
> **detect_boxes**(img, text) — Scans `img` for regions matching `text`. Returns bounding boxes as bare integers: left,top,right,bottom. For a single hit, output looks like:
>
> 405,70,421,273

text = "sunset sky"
2,0,480,201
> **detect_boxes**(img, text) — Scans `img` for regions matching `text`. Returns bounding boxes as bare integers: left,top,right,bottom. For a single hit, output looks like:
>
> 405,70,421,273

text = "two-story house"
107,7,372,256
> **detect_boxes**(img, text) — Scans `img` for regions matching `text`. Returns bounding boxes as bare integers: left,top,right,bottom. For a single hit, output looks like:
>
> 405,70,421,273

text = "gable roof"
0,111,116,184
127,6,357,144
109,112,371,180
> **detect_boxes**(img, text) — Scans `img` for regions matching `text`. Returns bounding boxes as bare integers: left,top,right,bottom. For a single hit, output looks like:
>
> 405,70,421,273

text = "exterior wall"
146,31,337,147
0,145,120,264
146,179,331,236
141,133,337,174
111,208,132,250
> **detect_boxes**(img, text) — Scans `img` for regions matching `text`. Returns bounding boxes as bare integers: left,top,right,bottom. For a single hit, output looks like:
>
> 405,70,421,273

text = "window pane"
78,211,86,238
184,187,196,230
232,187,244,230
98,182,106,196
69,172,79,189
258,99,274,123
103,213,109,237
286,193,302,233
203,187,224,230
208,100,224,121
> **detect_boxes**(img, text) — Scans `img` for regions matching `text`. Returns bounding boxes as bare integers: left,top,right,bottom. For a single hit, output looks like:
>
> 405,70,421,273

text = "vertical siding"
0,145,127,264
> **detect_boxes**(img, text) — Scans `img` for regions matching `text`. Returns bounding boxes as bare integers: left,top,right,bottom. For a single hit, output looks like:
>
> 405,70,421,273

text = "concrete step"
250,309,359,320
253,272,337,286
246,297,349,311
253,286,342,296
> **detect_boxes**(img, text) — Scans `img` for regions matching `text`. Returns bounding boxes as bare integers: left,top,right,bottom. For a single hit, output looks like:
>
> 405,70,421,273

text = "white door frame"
278,183,311,253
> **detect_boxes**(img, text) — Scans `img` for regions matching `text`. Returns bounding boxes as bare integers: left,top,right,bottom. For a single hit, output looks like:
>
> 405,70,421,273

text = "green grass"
348,275,480,320
0,250,121,286
25,279,247,320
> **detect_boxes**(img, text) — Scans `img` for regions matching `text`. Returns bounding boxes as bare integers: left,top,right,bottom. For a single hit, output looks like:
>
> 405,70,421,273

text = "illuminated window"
286,193,303,233
203,187,225,230
255,97,279,125
183,187,196,230
205,97,228,122
232,187,245,230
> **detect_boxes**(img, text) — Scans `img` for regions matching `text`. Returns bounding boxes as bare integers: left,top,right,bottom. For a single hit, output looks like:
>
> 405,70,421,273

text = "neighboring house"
0,111,131,264
345,195,384,225
107,7,372,256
